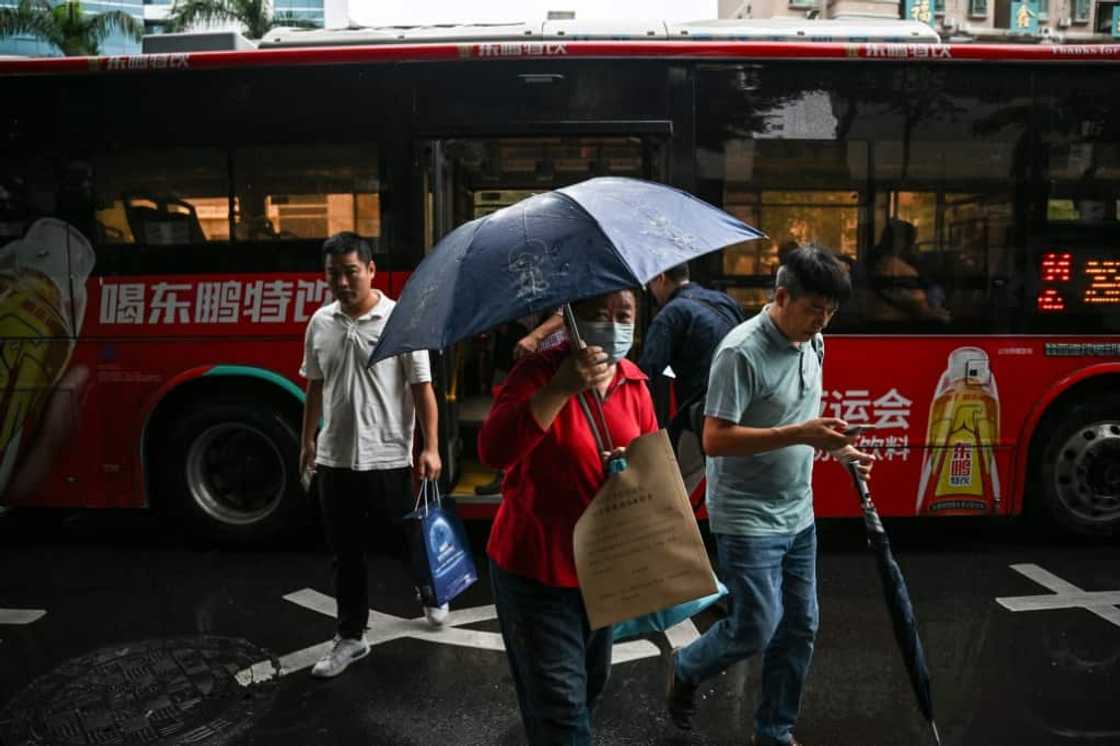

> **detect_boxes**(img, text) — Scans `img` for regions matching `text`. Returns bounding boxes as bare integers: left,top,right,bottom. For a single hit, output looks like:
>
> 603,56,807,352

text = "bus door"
418,135,668,508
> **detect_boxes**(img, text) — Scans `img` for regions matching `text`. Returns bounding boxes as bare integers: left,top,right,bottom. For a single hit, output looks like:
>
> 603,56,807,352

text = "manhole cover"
0,636,278,745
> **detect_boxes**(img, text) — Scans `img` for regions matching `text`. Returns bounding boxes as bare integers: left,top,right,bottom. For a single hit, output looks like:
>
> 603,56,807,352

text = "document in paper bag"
573,429,717,630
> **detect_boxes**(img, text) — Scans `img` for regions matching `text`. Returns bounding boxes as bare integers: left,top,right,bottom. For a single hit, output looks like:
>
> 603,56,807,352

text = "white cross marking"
996,563,1120,628
0,607,46,645
236,588,700,685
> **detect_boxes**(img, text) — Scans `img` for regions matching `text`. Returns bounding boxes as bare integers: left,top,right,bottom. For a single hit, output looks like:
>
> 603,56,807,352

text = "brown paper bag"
573,429,718,630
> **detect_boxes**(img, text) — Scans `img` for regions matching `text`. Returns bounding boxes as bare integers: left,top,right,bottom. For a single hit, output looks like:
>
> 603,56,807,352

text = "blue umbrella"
368,177,764,364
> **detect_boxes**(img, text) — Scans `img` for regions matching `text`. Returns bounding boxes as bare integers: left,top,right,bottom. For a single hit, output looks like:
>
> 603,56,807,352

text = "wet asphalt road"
0,509,1118,746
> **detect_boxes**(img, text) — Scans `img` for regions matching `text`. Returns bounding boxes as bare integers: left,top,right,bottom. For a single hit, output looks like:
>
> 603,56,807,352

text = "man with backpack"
639,262,746,434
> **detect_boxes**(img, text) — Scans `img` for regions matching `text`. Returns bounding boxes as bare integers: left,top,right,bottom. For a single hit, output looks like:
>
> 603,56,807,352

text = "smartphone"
844,425,872,436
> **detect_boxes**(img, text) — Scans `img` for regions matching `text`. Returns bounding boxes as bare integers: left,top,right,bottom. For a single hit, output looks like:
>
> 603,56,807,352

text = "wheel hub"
1054,421,1120,525
185,423,286,526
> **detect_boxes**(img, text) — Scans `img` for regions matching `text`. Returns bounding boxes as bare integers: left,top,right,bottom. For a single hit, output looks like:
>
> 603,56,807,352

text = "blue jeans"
675,525,819,744
490,561,613,746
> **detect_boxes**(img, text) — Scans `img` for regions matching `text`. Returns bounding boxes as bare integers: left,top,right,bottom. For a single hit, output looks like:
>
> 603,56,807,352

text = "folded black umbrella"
846,463,941,746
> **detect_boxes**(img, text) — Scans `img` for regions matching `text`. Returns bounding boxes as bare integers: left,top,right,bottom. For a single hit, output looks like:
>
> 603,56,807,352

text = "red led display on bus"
1083,259,1120,305
1037,288,1065,312
1040,252,1072,282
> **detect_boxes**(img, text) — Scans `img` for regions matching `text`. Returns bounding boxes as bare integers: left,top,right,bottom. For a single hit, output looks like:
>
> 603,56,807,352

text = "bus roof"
259,18,942,48
2,35,1119,77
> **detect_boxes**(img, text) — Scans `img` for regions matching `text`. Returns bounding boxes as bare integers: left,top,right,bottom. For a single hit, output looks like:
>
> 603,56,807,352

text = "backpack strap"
687,293,745,328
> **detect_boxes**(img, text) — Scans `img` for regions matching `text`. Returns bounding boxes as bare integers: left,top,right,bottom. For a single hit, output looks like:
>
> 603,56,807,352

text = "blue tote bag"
403,480,478,607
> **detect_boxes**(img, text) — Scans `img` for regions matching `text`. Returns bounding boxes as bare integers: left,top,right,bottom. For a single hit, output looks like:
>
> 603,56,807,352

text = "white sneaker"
311,635,370,678
423,603,449,628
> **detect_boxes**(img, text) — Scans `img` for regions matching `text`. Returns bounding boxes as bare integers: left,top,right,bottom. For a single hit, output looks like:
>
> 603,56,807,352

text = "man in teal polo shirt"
666,246,874,746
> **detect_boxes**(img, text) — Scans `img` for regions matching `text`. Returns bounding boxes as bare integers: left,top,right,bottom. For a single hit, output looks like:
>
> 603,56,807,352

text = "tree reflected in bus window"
696,63,1029,333
1038,76,1118,228
233,145,382,248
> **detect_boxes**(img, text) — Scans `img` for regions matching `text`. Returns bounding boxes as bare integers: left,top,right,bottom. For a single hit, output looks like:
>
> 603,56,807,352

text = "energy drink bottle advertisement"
915,346,1002,515
0,219,95,496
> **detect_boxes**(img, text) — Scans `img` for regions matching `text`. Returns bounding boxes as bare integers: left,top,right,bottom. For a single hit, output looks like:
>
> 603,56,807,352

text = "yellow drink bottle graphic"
915,347,1001,515
0,219,95,496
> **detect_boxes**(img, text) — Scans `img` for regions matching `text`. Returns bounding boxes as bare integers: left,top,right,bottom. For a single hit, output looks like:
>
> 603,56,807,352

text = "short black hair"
777,239,800,263
664,262,689,283
322,231,373,263
776,246,851,304
876,219,917,254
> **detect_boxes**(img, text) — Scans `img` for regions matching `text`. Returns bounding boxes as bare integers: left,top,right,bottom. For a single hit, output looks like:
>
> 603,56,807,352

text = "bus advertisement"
1,23,1118,542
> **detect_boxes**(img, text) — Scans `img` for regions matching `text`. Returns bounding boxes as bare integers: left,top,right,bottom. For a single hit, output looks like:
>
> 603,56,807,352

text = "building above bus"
258,18,941,48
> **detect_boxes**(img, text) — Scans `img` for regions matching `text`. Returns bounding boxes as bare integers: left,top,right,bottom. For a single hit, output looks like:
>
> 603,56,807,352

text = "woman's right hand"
551,345,613,395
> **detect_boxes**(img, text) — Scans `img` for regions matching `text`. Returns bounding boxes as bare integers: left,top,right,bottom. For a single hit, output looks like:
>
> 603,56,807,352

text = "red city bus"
1,20,1117,542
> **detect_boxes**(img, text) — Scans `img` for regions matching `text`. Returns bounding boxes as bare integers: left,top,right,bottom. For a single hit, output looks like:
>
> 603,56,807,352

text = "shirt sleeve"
637,307,677,381
401,349,433,385
478,355,553,469
299,316,322,380
704,346,755,424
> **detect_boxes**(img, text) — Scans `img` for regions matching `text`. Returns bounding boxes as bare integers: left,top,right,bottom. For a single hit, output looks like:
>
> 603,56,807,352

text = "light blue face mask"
579,321,634,364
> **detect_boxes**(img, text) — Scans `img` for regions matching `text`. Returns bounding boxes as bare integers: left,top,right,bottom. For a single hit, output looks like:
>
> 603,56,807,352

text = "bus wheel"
158,400,308,545
1038,397,1120,537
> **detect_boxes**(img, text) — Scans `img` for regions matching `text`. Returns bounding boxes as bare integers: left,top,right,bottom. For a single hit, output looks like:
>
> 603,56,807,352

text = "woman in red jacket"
480,288,658,745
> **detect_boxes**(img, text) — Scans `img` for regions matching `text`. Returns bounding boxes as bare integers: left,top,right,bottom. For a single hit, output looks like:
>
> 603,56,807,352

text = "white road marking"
0,607,46,645
996,563,1120,628
236,588,701,684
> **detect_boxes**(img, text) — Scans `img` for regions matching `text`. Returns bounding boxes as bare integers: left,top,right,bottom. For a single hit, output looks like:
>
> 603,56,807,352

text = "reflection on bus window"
423,136,646,255
94,148,229,245
720,190,859,278
696,64,1027,332
234,145,382,245
866,218,951,323
870,191,1014,326
1039,70,1118,225
1030,70,1120,332
1043,142,1118,225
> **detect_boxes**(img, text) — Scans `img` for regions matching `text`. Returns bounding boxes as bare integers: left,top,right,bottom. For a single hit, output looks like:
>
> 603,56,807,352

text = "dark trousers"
676,525,819,744
318,465,414,639
490,560,613,746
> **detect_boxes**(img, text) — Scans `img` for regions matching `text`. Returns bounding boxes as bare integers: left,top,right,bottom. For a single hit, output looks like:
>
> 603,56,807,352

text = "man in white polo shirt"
300,231,443,679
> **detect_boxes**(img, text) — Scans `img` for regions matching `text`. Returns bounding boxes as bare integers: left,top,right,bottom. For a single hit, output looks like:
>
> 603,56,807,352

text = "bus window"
697,62,1027,333
1031,70,1120,332
0,155,56,243
233,145,383,247
1039,82,1118,227
94,148,230,245
695,68,870,318
870,191,1016,328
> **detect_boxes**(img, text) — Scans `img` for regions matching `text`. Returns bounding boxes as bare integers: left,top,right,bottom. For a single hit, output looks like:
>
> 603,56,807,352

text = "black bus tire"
1036,394,1120,537
156,399,309,545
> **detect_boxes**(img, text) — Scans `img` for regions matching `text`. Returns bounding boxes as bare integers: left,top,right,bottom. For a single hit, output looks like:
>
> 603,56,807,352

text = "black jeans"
318,465,414,639
490,561,613,746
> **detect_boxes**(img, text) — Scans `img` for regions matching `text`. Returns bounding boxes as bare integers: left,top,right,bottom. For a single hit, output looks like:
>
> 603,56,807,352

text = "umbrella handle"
846,460,886,535
845,460,871,502
562,304,586,349
562,303,615,452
